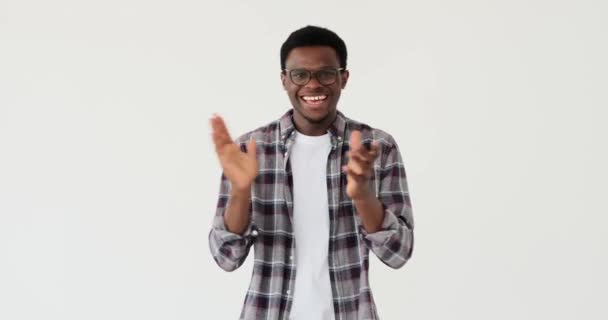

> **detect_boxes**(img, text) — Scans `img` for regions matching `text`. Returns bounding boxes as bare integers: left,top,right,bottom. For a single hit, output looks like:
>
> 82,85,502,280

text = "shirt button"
286,290,290,294
337,136,342,141
289,255,293,260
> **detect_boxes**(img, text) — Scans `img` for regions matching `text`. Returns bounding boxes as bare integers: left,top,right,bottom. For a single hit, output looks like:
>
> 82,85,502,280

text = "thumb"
247,138,257,160
350,130,362,151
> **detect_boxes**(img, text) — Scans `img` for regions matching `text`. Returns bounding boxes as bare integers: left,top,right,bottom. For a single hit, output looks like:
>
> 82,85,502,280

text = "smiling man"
208,26,414,320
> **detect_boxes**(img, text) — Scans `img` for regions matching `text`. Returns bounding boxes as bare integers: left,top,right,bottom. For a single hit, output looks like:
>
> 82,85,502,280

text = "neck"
292,110,337,136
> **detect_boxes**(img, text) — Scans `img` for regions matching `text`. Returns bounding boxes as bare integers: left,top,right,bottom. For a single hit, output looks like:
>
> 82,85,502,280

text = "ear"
340,69,350,89
281,71,288,90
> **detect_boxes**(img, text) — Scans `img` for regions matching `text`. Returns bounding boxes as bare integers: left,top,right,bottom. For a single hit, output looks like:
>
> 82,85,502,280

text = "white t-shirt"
288,130,335,320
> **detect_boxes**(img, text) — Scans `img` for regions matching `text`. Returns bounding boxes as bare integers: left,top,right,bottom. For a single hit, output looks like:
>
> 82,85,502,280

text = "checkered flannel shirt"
209,109,414,319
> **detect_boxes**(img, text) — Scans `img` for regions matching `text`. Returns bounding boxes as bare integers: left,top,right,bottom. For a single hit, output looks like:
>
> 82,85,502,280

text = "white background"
1,1,607,319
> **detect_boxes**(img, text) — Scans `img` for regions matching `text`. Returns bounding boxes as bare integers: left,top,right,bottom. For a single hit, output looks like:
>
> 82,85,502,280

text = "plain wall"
1,1,606,319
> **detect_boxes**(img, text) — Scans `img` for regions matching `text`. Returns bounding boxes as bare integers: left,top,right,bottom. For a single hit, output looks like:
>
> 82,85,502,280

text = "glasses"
283,68,345,86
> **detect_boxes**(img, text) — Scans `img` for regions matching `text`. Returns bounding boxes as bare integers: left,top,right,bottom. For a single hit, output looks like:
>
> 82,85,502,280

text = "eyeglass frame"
282,67,346,86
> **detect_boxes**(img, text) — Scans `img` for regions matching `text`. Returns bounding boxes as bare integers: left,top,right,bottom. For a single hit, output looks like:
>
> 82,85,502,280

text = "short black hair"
280,25,347,70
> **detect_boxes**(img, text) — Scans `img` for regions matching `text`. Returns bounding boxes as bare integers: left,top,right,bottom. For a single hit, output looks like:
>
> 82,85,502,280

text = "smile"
300,95,328,105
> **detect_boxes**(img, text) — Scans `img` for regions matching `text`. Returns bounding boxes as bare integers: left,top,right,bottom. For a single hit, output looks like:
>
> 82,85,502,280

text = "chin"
297,106,332,123
304,114,329,124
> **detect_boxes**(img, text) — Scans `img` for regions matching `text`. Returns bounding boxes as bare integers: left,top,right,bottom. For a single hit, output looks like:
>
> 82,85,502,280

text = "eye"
318,69,337,80
291,70,308,79
317,69,338,84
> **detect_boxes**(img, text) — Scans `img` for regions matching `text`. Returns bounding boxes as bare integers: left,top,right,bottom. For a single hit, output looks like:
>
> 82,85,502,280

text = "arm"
358,139,414,269
207,115,258,272
344,131,414,269
224,187,252,235
208,174,256,272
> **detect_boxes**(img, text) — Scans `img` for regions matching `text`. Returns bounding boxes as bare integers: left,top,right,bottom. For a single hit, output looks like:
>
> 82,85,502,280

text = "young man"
209,26,414,320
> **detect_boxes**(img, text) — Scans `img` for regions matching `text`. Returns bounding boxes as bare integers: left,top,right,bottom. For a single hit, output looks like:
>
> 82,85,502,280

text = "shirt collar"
278,109,347,144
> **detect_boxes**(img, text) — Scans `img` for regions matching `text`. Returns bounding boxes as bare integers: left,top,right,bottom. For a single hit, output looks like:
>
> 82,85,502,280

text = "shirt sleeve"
208,173,257,272
358,136,414,269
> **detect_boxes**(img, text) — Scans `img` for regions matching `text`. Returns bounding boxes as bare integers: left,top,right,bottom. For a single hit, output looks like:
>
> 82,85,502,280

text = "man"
209,25,414,320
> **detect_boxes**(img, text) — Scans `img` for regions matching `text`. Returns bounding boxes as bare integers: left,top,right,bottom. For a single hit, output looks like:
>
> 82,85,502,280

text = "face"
281,46,349,135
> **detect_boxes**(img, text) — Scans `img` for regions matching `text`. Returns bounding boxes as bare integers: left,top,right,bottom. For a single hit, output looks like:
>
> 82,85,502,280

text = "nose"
304,74,323,89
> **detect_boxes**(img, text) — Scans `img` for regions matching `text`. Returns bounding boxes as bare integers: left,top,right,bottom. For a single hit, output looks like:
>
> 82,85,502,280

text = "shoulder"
342,114,399,151
233,118,281,148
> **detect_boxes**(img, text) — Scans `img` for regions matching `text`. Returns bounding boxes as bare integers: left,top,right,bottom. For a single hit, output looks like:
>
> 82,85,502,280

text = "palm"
345,174,365,199
343,131,379,200
216,143,258,190
210,115,258,192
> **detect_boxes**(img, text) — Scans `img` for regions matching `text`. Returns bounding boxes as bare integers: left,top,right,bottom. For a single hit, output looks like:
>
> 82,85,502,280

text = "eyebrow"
286,66,340,70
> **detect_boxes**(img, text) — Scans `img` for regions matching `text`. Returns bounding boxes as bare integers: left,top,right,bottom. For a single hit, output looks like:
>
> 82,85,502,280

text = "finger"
347,159,367,176
368,149,379,160
343,165,357,177
342,165,350,175
357,141,381,162
350,146,378,166
210,116,224,144
210,115,231,141
210,114,233,145
369,141,380,157
346,150,365,163
363,149,380,163
211,131,231,153
350,130,362,152
371,140,380,152
343,164,370,180
348,150,370,166
210,127,224,151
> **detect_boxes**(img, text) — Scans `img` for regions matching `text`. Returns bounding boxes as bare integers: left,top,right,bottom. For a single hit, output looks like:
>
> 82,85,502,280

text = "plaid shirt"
209,109,414,320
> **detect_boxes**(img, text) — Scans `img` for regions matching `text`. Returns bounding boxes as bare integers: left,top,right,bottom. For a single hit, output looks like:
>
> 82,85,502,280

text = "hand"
343,131,380,200
210,114,258,193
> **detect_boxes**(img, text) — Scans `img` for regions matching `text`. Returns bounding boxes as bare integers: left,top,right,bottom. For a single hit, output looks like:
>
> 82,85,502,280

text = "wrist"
350,188,375,202
230,186,251,198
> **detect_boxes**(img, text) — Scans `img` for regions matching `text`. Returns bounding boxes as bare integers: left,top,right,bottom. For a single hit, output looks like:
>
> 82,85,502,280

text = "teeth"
302,95,327,101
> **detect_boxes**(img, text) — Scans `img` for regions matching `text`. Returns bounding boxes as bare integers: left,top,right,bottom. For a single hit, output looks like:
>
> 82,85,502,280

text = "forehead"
285,46,340,69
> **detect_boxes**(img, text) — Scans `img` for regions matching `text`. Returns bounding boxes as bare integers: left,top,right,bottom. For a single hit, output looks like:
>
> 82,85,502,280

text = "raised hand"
210,114,258,193
343,130,380,200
